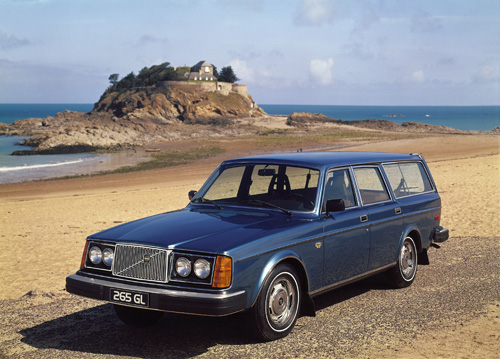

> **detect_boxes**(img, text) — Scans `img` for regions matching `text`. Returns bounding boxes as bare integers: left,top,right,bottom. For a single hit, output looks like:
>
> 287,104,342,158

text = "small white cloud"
411,70,425,84
229,59,255,82
403,70,425,84
294,0,334,26
309,58,335,85
473,64,500,83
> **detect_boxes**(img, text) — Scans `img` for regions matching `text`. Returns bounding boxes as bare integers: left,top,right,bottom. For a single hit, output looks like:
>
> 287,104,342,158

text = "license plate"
110,288,149,307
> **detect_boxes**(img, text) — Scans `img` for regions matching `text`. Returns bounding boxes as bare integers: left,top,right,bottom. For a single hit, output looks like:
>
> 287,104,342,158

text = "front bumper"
66,271,247,316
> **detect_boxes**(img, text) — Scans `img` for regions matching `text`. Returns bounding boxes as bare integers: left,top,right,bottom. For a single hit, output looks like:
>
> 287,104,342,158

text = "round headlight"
194,259,211,279
89,246,102,265
103,248,114,266
175,257,191,277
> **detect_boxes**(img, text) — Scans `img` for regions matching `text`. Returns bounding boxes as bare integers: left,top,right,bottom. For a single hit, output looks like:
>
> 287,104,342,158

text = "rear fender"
396,225,422,260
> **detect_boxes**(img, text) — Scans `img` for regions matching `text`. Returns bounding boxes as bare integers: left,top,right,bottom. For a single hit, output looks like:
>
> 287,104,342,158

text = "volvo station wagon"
66,151,448,341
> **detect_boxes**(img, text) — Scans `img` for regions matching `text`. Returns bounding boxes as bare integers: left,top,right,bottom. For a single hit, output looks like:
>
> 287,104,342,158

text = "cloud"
403,70,425,84
228,59,256,83
473,63,500,83
411,11,442,33
309,58,335,85
294,0,334,26
0,31,32,50
137,34,169,46
228,59,294,89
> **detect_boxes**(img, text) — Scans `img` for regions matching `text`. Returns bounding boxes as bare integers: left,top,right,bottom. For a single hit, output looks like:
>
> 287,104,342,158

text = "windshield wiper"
238,199,292,216
192,198,223,210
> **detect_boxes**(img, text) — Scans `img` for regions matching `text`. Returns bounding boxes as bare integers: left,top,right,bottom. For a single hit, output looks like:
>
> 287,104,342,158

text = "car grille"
112,244,170,283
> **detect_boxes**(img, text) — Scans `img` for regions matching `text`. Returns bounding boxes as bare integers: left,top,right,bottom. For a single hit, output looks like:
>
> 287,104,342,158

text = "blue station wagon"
66,151,449,341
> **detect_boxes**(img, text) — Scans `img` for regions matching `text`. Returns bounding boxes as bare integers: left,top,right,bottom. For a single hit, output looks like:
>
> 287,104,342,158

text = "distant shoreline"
1,103,499,131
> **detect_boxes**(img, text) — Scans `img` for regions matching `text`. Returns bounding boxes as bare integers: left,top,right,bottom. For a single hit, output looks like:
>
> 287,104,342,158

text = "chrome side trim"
237,234,324,263
310,262,396,297
402,206,440,218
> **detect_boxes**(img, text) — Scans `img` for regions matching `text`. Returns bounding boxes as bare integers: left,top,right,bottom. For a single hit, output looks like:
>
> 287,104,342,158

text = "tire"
249,263,301,341
114,305,164,327
388,236,418,288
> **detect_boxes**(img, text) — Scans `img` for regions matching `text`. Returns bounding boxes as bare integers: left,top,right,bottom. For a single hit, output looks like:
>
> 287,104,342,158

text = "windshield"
193,164,320,212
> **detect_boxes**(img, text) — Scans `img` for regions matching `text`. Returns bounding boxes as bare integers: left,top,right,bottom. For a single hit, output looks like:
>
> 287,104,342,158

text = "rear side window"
353,167,390,204
383,162,434,198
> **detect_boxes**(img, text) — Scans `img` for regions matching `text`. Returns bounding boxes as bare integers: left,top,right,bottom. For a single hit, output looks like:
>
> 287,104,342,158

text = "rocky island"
1,61,269,154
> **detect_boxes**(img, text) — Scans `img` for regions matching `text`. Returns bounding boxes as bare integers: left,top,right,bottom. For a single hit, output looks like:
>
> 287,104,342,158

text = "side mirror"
326,199,345,213
188,190,197,201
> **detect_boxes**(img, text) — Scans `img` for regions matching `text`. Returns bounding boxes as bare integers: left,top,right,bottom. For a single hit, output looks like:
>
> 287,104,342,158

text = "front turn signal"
212,256,232,288
80,241,89,270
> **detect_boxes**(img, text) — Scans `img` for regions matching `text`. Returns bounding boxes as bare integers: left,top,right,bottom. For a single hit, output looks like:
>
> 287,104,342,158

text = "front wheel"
388,236,418,288
248,263,301,341
114,305,164,327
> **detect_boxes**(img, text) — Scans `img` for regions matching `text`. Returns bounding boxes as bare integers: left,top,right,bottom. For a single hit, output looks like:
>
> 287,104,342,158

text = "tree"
108,73,119,87
218,66,240,83
116,72,137,90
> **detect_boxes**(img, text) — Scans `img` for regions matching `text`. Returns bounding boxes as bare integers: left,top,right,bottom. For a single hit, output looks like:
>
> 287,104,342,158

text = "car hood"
90,207,297,253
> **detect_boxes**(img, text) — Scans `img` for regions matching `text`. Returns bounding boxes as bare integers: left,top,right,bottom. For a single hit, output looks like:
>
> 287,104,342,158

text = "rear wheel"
388,236,418,288
249,263,301,341
114,305,164,327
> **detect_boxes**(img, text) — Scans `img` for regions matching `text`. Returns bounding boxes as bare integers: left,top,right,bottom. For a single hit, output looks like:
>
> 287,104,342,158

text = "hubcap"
266,274,298,330
400,240,416,279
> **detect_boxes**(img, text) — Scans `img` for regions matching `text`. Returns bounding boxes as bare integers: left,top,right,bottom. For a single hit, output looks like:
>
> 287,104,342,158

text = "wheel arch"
400,225,422,253
249,250,312,312
399,225,429,265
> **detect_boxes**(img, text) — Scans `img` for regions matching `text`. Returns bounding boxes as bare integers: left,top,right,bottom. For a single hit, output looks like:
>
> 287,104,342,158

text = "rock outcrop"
1,83,266,154
285,112,471,134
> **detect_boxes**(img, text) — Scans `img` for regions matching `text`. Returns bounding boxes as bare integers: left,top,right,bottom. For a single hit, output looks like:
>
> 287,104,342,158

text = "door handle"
395,207,402,215
360,215,368,222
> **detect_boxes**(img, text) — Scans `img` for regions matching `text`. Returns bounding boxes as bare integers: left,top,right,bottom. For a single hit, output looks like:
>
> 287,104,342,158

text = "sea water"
260,105,500,132
0,103,498,183
0,136,103,183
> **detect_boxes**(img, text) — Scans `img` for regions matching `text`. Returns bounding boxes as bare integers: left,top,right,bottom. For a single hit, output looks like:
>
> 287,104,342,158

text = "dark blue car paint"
66,151,447,317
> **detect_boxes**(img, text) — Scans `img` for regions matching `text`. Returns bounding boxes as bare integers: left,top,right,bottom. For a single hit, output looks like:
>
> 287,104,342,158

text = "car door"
322,168,370,285
352,166,404,270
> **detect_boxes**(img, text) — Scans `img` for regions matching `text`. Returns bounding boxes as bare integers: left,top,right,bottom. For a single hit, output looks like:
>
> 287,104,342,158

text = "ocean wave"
0,158,86,172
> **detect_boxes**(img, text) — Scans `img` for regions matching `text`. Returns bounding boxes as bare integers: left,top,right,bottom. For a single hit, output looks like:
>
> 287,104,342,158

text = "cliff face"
1,83,266,154
93,84,264,123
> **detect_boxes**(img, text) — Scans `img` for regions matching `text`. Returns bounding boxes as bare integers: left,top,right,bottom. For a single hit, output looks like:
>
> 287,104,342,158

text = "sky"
0,0,499,106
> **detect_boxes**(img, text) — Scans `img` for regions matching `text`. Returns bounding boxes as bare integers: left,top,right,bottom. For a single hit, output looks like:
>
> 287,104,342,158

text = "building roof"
191,60,213,72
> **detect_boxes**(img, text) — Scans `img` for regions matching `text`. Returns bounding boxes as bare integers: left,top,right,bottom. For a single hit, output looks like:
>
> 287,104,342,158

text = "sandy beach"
0,132,499,358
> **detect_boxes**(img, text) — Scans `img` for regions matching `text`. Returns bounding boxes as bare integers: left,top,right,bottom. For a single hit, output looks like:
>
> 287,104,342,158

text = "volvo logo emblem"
143,254,151,263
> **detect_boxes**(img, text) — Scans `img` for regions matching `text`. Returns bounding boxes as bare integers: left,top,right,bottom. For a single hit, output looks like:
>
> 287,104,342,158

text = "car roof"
222,151,423,169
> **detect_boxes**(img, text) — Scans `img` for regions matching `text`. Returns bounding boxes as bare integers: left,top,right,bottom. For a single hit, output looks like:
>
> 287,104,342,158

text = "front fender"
247,249,308,308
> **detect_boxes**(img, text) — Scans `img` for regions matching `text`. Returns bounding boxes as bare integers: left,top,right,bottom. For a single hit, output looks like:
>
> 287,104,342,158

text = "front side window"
324,169,357,208
383,162,434,198
353,167,390,205
196,164,319,211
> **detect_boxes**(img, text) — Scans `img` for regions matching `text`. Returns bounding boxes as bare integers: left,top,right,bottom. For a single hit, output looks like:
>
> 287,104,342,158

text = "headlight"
89,246,102,265
194,259,211,279
175,257,192,277
103,247,114,266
